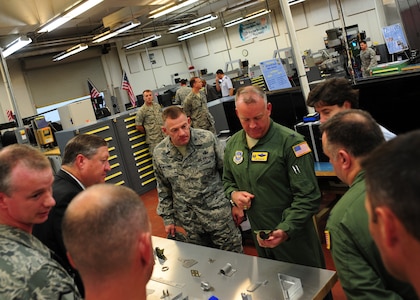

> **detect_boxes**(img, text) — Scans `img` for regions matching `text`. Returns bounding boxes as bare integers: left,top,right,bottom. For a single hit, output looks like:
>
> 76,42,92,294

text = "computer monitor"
34,116,49,129
136,94,144,107
232,78,251,91
157,93,173,107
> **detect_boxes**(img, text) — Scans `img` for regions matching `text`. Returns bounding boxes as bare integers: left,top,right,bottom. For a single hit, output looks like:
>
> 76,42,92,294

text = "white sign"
259,59,292,91
239,17,270,41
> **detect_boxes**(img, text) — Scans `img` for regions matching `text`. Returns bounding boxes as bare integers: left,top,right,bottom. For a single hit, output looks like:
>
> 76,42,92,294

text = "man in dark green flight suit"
223,85,325,269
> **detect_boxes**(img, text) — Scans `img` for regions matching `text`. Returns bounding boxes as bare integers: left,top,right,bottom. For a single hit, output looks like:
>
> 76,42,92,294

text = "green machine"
372,59,410,76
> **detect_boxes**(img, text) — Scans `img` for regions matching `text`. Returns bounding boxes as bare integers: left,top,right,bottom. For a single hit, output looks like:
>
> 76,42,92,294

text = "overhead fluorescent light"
288,0,305,5
124,35,162,49
92,20,141,43
2,36,32,58
169,14,218,33
149,0,199,19
53,43,88,61
224,9,271,28
177,26,216,41
38,0,104,33
227,0,262,12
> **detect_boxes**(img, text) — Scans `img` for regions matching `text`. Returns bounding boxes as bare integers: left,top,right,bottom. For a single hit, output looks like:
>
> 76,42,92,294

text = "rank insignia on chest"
251,151,268,162
233,151,244,165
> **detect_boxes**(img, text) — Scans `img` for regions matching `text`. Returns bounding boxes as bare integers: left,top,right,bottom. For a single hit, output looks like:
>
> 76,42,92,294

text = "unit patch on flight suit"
292,141,312,157
233,151,244,165
251,152,268,162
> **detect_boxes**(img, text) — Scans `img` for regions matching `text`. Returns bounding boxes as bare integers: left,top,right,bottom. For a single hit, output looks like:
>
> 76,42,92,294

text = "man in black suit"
33,134,111,297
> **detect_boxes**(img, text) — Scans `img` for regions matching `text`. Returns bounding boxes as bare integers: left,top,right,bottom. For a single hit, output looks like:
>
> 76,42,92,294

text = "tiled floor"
141,187,346,300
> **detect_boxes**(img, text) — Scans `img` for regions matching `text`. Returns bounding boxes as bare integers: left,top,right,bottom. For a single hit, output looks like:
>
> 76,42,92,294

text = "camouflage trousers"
176,205,243,253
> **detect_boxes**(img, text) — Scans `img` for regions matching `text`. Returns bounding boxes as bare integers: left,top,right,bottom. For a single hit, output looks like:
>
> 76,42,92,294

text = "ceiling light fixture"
224,9,271,28
92,20,141,43
169,14,218,33
288,0,305,5
177,26,216,41
227,0,262,12
149,0,199,19
1,36,32,58
124,35,162,49
53,43,88,61
38,0,104,33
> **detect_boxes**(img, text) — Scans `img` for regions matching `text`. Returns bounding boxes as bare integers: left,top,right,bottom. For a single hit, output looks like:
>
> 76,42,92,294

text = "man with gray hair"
33,133,111,296
0,144,81,299
63,184,154,300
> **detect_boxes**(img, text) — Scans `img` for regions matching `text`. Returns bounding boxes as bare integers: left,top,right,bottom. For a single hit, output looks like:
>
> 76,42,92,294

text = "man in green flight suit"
223,85,325,268
320,109,416,299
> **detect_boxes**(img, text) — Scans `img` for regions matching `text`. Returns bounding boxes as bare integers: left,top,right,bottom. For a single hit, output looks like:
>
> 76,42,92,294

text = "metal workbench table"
147,236,337,300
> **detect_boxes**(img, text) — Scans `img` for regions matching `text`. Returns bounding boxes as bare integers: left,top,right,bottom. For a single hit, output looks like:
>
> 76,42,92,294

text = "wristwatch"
230,191,237,207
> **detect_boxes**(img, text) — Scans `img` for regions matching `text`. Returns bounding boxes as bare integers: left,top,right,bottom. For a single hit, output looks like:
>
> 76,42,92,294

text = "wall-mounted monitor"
382,23,409,55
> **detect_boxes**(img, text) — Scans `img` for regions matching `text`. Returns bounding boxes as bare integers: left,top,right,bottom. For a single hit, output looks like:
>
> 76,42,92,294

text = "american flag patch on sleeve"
292,141,311,157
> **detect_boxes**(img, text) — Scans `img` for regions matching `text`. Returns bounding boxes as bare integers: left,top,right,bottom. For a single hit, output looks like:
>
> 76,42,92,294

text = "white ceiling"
0,0,271,59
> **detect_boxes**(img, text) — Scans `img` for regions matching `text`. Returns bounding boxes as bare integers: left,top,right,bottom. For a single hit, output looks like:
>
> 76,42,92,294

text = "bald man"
62,184,154,300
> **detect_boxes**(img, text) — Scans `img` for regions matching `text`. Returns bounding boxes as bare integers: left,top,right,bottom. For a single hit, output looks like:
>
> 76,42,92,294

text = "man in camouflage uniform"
0,144,81,299
183,77,216,134
153,106,242,253
135,89,165,155
173,79,192,106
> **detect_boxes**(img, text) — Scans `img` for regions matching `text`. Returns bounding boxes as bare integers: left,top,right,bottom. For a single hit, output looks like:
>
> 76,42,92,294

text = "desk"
314,162,347,194
148,236,337,300
313,162,346,243
314,162,335,177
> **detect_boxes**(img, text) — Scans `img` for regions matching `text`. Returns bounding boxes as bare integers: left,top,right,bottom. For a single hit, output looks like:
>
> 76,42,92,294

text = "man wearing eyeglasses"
33,134,111,297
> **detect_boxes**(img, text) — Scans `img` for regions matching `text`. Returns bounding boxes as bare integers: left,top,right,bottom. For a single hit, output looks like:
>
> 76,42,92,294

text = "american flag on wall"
88,79,101,99
122,71,136,107
6,110,14,121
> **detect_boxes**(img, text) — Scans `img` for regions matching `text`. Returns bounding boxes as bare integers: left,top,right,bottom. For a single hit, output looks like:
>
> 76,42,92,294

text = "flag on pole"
122,71,136,107
88,79,101,99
